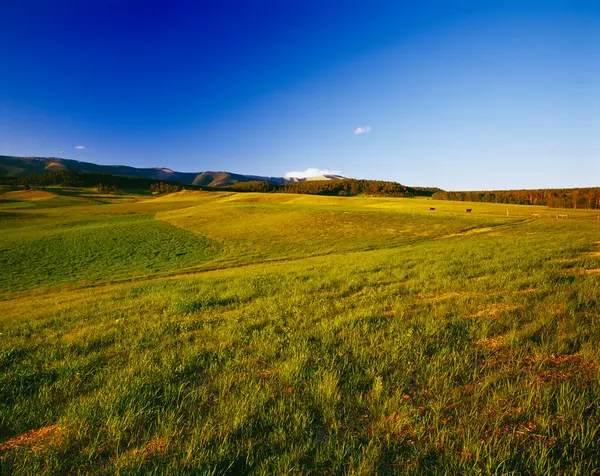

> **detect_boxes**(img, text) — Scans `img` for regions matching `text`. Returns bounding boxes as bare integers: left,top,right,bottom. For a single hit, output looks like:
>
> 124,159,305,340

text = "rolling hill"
3,189,600,473
0,156,345,187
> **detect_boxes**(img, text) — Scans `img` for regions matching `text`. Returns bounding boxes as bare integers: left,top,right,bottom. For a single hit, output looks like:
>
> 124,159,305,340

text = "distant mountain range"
0,156,345,187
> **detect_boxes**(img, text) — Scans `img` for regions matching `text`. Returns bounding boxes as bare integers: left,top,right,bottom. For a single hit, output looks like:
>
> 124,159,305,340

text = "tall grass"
1,189,600,474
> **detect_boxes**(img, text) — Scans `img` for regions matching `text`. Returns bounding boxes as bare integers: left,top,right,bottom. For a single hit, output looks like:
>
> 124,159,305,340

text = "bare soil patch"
437,227,494,240
0,424,62,452
570,268,600,275
470,303,523,319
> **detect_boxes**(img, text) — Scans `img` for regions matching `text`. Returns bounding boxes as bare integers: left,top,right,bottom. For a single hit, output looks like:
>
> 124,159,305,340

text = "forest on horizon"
2,170,600,209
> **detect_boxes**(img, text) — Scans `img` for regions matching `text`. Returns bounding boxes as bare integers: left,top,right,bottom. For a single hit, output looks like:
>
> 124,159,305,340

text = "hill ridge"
0,155,345,187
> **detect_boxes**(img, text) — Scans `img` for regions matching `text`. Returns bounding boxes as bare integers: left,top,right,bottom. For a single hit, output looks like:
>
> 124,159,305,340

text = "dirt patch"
0,424,62,452
484,351,596,390
552,303,565,315
515,288,539,295
463,227,493,235
534,354,597,384
476,335,509,350
551,257,578,263
470,303,523,319
416,291,471,303
552,248,600,263
570,268,600,275
118,437,169,463
437,227,494,240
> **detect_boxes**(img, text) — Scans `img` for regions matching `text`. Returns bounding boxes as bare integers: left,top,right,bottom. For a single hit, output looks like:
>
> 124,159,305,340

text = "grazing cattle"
466,208,472,213
430,207,435,211
530,213,541,218
557,213,568,219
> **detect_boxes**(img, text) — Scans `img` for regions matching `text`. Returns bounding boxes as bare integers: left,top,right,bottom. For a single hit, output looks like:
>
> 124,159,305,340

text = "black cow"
430,207,435,211
466,208,472,213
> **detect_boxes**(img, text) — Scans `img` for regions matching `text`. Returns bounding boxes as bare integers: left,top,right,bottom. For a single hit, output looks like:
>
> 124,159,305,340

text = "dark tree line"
221,179,436,197
412,186,443,196
150,182,183,194
226,181,278,193
278,179,415,196
0,171,200,193
433,188,600,209
2,170,77,187
96,183,119,193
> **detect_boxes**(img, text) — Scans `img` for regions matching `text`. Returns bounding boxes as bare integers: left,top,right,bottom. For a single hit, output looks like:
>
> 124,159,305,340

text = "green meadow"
1,187,600,474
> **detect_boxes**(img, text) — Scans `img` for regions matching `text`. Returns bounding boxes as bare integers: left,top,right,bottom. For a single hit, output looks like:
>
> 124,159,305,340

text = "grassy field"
1,187,600,474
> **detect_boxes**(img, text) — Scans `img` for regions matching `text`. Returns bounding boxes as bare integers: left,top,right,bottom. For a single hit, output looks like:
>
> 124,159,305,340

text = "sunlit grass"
1,188,600,474
0,213,219,296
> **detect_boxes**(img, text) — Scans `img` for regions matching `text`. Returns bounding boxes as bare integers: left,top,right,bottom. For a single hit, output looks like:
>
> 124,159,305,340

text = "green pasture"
1,188,600,474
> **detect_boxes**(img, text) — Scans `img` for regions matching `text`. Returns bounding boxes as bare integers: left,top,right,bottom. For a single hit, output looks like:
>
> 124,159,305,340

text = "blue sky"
0,0,598,190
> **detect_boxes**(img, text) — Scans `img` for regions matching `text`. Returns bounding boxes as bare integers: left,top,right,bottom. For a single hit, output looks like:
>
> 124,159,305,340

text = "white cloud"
285,168,341,178
74,145,85,150
354,126,372,135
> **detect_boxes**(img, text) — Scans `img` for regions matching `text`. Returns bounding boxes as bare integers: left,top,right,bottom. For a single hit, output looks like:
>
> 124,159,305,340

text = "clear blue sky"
1,0,598,190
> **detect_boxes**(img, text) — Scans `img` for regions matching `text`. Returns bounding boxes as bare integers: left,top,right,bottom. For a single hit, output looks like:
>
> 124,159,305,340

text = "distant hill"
0,156,199,183
191,171,278,187
0,156,345,186
0,156,440,200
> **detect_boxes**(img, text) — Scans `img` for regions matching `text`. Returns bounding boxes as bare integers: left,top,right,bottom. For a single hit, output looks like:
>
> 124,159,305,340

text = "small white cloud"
354,126,372,135
74,145,85,150
285,168,341,178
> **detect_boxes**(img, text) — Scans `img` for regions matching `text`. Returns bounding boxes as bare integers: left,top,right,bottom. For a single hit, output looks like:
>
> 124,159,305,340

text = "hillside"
0,156,345,187
8,156,600,209
192,171,263,187
0,155,199,183
2,189,600,473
